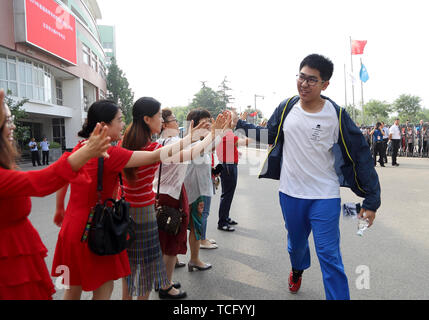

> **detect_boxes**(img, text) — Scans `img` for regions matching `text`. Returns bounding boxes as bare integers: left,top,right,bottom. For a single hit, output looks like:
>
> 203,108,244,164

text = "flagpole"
344,63,348,109
349,36,356,121
360,58,365,120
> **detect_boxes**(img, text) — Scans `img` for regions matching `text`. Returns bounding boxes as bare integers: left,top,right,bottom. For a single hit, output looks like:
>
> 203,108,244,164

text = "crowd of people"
0,89,247,300
360,119,429,166
1,53,385,301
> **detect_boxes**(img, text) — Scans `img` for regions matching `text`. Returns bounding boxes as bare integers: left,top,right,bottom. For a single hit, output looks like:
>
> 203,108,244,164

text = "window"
52,118,65,149
0,54,18,96
2,54,53,102
90,51,97,71
99,89,106,100
56,80,63,105
82,44,90,65
99,63,106,79
44,67,52,104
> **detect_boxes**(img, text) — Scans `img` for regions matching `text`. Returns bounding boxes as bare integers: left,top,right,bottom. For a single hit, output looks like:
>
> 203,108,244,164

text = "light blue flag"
360,64,369,83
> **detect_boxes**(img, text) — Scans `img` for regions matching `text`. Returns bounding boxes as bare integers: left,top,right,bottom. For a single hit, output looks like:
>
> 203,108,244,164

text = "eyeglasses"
164,118,178,124
296,74,324,87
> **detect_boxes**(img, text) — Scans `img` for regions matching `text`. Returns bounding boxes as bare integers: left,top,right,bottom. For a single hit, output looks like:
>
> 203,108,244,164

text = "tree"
416,108,429,122
170,105,191,127
393,94,422,123
344,104,361,120
363,100,392,124
188,82,224,117
106,57,135,125
4,90,30,147
217,76,234,110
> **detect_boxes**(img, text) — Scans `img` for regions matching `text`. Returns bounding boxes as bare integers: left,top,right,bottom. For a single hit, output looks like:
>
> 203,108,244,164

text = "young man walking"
232,54,381,300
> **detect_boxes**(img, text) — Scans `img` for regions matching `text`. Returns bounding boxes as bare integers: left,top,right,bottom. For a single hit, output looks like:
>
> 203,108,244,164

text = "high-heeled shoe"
188,262,212,272
158,285,187,300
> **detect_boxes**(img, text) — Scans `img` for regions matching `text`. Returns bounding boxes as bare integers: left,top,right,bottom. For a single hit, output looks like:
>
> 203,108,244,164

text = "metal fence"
360,124,429,158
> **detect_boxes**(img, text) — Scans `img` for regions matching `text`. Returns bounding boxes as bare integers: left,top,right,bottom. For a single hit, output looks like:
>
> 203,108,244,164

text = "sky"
97,0,429,119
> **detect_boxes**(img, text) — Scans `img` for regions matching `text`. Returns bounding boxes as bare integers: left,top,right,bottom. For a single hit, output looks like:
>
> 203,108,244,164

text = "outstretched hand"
189,119,211,142
82,123,111,158
240,112,248,121
211,112,232,137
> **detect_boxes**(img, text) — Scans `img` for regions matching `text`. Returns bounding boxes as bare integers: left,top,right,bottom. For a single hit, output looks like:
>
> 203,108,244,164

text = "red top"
122,142,162,208
216,131,239,164
0,153,89,300
51,143,133,292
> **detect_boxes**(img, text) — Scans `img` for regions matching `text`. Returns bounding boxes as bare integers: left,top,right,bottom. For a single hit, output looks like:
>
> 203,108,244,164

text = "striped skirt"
126,205,170,296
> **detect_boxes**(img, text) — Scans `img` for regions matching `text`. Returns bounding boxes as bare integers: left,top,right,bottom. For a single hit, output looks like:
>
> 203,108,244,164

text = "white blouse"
153,136,189,200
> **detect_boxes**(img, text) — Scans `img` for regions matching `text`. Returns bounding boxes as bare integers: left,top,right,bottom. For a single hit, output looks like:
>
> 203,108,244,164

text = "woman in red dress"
0,90,112,300
52,100,224,300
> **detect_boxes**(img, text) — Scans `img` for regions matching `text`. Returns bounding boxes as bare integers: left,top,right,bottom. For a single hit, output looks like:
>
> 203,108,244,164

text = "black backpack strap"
156,139,167,201
97,157,104,203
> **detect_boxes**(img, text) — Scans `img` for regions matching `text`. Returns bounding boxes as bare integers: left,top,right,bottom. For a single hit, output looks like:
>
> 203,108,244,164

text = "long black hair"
122,97,161,181
78,100,120,138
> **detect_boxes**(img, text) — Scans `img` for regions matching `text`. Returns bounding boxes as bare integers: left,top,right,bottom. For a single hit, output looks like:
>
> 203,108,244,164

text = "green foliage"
188,82,225,117
363,100,392,124
416,109,429,122
4,90,30,144
393,94,422,123
217,76,234,108
107,57,134,125
50,141,62,149
170,106,191,127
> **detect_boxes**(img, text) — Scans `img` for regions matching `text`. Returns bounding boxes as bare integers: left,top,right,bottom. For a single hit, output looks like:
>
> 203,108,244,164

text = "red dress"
51,144,133,292
0,153,88,300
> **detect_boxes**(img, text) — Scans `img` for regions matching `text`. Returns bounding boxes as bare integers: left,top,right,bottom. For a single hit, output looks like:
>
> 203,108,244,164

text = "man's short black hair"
300,54,334,81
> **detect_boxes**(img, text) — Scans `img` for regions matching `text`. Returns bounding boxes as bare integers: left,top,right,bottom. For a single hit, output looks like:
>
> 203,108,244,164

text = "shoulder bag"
155,140,185,236
81,158,136,256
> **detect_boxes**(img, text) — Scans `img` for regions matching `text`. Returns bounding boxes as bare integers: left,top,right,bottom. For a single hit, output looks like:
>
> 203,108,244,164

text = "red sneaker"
288,271,302,294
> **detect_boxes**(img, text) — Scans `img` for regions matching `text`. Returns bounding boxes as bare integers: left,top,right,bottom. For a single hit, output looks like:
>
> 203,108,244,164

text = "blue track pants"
279,192,350,300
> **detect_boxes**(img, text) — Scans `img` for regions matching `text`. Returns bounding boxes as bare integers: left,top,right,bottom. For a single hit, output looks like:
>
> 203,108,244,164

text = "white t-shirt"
183,142,214,204
389,124,401,139
279,100,340,199
382,127,389,139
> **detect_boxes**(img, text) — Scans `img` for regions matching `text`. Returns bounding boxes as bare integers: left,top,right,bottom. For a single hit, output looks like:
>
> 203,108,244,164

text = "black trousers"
373,142,385,166
382,139,389,163
31,151,41,166
42,151,49,165
218,163,238,227
391,139,401,165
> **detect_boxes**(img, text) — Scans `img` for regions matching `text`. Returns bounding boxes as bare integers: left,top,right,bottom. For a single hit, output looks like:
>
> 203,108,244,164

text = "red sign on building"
25,0,77,64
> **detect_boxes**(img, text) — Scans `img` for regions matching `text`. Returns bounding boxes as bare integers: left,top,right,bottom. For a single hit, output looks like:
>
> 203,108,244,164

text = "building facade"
0,0,108,150
98,25,116,65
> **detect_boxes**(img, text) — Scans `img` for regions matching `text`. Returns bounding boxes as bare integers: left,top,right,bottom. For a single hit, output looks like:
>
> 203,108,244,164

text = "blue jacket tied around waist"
235,95,381,212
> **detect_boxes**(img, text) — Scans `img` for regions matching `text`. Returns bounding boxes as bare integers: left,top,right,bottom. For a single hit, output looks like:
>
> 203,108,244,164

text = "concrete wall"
62,77,84,149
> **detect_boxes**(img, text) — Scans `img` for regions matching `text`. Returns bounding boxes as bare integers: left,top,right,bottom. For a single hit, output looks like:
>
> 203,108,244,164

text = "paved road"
26,149,429,300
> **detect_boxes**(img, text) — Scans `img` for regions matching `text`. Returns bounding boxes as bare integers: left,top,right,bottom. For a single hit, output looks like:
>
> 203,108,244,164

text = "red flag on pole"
351,40,367,55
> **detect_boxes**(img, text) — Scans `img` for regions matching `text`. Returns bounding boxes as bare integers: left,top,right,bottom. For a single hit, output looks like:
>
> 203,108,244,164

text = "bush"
50,142,61,149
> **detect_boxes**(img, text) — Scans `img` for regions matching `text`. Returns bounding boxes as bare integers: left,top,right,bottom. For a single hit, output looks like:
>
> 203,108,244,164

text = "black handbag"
155,140,185,236
81,158,136,256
